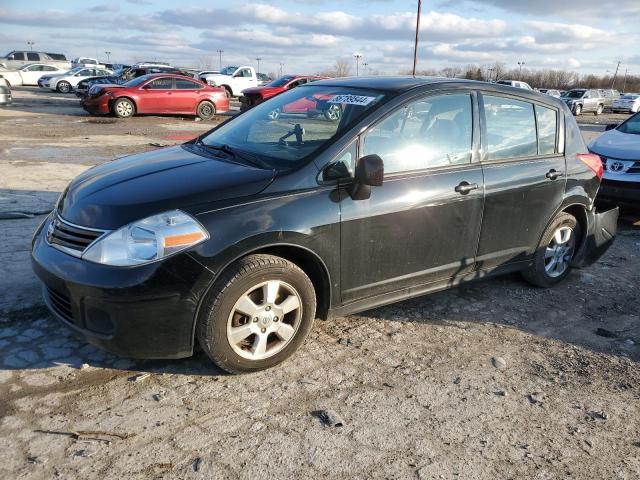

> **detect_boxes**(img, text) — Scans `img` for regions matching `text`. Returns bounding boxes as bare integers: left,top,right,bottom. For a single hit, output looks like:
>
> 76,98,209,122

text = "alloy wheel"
116,101,133,117
226,280,302,361
544,226,576,278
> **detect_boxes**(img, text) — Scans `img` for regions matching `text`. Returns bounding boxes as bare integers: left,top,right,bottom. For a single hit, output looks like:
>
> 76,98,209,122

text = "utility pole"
353,53,362,76
611,60,621,88
27,41,35,51
279,63,284,77
104,51,111,63
216,49,223,71
255,57,262,73
362,62,369,75
621,68,628,93
518,61,525,79
412,0,422,76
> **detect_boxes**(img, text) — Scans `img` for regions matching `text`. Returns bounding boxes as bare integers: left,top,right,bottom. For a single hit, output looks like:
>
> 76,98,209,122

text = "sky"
0,0,637,76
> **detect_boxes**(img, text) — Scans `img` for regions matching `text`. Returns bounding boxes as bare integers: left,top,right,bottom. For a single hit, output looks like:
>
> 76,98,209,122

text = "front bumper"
81,96,111,115
598,179,640,206
31,217,215,359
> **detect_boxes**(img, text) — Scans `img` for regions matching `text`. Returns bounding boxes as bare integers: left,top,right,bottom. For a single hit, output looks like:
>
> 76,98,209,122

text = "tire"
112,98,135,118
57,81,71,93
522,212,582,288
196,100,216,120
595,104,603,115
324,104,342,121
223,86,232,98
197,254,317,374
573,104,582,116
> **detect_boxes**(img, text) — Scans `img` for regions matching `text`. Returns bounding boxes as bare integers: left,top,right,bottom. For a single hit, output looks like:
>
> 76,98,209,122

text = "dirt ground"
1,87,639,479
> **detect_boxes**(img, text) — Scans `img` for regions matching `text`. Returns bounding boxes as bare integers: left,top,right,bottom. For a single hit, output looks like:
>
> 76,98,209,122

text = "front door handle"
455,181,479,195
546,169,562,180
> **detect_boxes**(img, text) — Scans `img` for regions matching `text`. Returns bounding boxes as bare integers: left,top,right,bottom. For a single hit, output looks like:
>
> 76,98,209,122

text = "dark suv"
32,77,617,374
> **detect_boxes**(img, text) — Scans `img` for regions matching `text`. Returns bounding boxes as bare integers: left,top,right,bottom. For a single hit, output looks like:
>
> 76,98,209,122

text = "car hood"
242,86,283,96
589,129,640,160
58,145,276,229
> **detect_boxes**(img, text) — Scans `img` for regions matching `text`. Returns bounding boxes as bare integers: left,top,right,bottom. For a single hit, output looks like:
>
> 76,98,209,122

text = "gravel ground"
1,87,639,479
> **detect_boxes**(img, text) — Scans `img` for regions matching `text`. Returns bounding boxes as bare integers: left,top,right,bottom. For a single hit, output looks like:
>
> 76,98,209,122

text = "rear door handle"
455,181,479,195
546,169,562,180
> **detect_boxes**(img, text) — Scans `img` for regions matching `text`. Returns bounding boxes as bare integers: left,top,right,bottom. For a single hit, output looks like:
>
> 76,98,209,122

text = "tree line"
317,59,639,93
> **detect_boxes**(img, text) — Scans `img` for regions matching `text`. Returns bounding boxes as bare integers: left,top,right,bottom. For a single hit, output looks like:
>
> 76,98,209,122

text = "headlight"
82,210,208,266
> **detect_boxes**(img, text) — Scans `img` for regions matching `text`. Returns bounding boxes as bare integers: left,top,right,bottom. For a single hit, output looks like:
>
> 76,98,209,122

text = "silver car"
612,94,640,113
561,89,605,116
589,112,640,205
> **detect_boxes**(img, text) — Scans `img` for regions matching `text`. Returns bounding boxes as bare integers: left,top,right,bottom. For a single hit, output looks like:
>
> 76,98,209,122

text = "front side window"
200,86,387,169
535,105,558,155
43,66,58,71
238,68,252,78
25,65,41,71
483,95,537,160
363,93,473,174
12,52,25,60
147,77,173,89
27,52,39,61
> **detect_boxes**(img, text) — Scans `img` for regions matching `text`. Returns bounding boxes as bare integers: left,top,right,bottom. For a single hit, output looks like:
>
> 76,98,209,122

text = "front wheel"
197,100,216,120
57,81,71,93
112,98,135,118
197,254,317,374
522,212,581,288
324,104,342,121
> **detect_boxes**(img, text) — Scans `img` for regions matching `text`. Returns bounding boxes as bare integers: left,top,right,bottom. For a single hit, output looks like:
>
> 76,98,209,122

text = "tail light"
577,153,603,179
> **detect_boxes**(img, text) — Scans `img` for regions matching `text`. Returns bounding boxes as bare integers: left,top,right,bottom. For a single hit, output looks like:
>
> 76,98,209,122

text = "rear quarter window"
535,105,558,155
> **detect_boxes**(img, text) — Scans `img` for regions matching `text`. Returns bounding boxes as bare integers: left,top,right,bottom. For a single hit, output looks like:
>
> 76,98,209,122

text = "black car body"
32,77,617,373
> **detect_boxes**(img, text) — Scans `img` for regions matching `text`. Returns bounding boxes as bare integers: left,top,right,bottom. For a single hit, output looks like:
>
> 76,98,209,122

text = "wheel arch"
538,201,590,254
192,242,333,347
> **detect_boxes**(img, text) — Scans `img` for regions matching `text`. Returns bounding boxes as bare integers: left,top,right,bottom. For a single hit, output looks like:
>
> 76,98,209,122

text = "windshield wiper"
195,141,270,169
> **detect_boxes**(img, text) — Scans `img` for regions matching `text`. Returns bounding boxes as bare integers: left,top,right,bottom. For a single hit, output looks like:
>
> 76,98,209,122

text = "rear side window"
535,105,557,155
27,52,39,61
483,95,537,160
175,78,202,89
43,66,58,71
363,93,473,174
12,52,25,60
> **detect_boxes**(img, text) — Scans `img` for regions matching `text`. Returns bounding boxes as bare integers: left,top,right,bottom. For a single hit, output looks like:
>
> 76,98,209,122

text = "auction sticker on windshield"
328,94,377,106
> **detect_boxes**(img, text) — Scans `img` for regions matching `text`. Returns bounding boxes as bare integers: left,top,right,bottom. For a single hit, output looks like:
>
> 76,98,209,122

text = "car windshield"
617,113,640,135
268,76,295,87
220,66,238,76
199,85,388,169
123,75,152,87
566,90,586,99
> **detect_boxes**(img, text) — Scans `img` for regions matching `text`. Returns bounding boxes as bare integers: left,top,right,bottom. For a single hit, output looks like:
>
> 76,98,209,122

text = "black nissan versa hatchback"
32,77,618,374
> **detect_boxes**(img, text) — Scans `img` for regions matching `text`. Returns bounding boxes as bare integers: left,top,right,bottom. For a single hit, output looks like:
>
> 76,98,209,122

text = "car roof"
306,76,567,108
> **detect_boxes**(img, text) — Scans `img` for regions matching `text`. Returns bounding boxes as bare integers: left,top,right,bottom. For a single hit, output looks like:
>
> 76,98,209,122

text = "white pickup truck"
202,66,258,97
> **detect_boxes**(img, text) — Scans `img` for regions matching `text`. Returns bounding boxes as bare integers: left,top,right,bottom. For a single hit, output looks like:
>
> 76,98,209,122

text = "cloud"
89,4,119,13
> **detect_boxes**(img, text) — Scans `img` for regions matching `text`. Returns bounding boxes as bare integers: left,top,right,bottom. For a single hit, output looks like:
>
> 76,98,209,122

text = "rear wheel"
573,104,582,116
196,100,216,120
522,212,581,288
57,81,71,93
197,254,316,374
112,98,135,118
223,86,232,98
595,104,603,115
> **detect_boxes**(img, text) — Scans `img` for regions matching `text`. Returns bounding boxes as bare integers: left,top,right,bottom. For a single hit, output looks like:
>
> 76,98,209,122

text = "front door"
138,76,174,113
339,92,484,303
476,93,566,270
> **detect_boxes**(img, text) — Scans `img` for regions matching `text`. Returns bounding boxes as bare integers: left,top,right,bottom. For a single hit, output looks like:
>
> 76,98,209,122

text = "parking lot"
1,87,639,479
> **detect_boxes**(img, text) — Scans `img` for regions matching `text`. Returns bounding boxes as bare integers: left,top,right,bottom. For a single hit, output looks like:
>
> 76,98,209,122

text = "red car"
81,74,229,120
240,75,327,111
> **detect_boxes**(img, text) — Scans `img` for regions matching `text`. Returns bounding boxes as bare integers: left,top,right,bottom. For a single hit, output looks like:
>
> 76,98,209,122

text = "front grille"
46,287,73,322
47,214,107,255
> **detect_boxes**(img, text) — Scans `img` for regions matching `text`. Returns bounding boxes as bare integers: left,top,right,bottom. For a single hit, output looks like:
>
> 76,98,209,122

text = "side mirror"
605,123,618,131
350,154,384,200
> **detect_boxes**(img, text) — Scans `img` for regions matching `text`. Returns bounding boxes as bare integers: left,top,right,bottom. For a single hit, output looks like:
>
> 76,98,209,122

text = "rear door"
339,91,484,303
476,92,565,270
137,77,174,113
172,78,204,113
